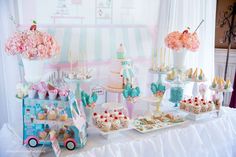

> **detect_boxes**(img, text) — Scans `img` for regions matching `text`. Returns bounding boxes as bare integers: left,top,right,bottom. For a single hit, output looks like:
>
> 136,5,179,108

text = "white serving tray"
92,121,134,138
180,109,221,121
133,121,185,134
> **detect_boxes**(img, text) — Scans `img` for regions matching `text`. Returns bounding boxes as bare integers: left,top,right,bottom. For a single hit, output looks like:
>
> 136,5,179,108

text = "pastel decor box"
22,92,87,150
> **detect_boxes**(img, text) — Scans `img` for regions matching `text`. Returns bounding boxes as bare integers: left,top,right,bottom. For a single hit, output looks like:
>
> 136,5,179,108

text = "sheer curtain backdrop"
155,0,216,97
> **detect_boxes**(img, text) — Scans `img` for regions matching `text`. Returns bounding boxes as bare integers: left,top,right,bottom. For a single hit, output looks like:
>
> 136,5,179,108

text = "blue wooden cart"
22,92,87,150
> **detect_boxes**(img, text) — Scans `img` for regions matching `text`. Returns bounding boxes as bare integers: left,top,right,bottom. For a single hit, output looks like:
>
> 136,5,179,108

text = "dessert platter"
92,110,133,136
133,112,185,133
179,97,220,120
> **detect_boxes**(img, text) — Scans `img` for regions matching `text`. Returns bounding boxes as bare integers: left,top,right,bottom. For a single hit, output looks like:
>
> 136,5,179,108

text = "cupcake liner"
38,92,47,99
49,92,57,100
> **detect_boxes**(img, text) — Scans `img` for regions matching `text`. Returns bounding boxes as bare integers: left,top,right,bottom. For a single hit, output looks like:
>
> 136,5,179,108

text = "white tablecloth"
1,107,236,157
59,107,236,157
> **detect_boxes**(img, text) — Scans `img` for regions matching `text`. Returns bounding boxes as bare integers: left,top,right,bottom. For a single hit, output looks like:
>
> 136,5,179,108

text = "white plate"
133,120,185,133
93,121,134,136
179,109,220,121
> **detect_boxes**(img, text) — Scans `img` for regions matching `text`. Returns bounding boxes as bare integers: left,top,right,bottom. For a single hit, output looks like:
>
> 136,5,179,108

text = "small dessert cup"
38,90,47,99
48,89,58,100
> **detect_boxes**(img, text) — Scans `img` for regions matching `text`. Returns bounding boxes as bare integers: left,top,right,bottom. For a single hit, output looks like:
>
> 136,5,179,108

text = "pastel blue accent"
135,28,144,56
110,28,116,58
22,93,87,148
79,28,87,61
60,28,72,63
122,28,129,54
95,28,102,60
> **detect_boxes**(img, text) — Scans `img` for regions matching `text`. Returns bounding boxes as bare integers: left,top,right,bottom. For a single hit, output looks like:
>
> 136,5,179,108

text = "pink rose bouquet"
5,21,60,60
165,29,200,52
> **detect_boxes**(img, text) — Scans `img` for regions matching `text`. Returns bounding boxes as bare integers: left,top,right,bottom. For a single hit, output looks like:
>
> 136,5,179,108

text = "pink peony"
165,30,200,52
5,28,60,60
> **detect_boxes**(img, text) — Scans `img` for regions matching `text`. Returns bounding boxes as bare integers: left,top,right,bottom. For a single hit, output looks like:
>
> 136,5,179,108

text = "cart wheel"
66,141,76,150
28,138,38,147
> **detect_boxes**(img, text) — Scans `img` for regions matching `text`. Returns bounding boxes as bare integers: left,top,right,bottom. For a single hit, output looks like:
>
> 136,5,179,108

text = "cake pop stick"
69,50,72,73
194,19,204,33
160,47,163,66
163,48,166,66
156,49,158,69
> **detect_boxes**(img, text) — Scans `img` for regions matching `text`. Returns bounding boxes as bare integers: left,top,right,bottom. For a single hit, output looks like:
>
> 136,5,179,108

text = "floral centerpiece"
164,20,203,70
81,91,98,124
122,83,140,118
5,21,60,82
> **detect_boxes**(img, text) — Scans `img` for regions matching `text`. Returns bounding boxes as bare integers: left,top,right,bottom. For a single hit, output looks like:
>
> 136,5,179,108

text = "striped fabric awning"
44,27,153,64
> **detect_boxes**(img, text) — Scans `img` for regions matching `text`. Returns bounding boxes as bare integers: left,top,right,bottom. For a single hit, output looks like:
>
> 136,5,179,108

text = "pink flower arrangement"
164,29,200,52
5,22,60,60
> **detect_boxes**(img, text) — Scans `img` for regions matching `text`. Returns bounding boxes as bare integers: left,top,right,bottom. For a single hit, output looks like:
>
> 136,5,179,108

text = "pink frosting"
59,90,69,96
48,89,58,94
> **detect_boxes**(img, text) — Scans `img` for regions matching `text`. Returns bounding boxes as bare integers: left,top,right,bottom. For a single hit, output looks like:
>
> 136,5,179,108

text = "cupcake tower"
92,110,129,132
28,82,69,101
179,97,216,114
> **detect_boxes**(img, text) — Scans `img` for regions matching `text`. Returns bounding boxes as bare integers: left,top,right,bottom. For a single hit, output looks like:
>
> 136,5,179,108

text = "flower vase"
126,100,135,119
173,49,187,70
83,107,94,125
22,57,45,83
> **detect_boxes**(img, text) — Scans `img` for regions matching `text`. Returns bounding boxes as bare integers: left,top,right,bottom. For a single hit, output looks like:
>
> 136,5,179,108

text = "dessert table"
37,107,236,157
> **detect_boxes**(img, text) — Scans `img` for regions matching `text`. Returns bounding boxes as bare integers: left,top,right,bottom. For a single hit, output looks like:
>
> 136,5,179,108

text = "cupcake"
120,116,129,128
101,119,111,132
180,100,186,110
117,112,124,119
48,89,58,100
38,110,46,120
192,103,201,114
103,110,110,118
111,116,120,130
47,109,57,120
201,102,208,112
107,114,114,122
60,110,68,121
39,131,48,139
28,89,37,99
111,110,119,117
185,99,192,112
207,101,214,111
38,89,47,99
59,90,68,101
97,115,105,128
92,112,100,124
63,130,71,140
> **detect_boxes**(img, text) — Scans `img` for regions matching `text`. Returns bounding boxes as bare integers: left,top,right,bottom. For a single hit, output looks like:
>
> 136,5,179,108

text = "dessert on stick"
122,83,141,119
